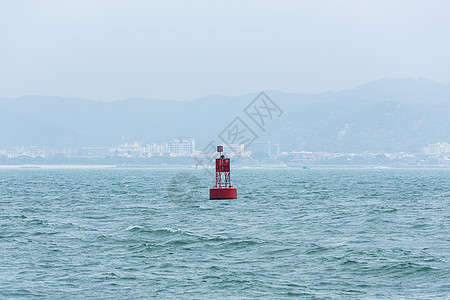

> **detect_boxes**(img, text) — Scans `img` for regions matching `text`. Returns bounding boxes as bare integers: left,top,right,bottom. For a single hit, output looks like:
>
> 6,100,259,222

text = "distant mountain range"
1,78,449,153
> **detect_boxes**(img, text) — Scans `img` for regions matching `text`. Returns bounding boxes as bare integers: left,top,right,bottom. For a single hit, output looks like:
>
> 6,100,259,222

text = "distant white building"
109,143,146,158
170,138,195,155
422,142,450,155
147,143,170,155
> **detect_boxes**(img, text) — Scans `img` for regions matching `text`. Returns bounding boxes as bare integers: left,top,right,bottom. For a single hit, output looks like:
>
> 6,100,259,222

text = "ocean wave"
370,262,436,277
122,225,266,251
125,225,230,241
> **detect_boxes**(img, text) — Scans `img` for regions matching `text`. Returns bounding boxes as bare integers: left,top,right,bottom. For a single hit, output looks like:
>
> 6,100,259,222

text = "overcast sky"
1,0,449,101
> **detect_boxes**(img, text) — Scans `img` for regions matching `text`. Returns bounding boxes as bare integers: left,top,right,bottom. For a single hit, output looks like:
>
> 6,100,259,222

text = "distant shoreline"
0,164,449,170
0,164,200,169
0,164,118,169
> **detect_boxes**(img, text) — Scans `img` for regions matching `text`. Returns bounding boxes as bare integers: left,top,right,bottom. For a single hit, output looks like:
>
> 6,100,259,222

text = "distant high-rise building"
422,142,450,155
269,142,280,157
170,138,195,154
250,141,280,157
147,143,170,154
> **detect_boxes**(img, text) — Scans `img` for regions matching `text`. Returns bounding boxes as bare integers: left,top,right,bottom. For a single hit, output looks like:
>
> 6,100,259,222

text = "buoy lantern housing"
209,146,237,199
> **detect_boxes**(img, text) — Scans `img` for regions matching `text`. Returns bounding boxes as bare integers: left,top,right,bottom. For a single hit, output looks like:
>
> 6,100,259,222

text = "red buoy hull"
209,187,237,199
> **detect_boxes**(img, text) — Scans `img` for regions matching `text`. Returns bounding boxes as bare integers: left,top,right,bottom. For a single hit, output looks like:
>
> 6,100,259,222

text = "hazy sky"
1,0,449,101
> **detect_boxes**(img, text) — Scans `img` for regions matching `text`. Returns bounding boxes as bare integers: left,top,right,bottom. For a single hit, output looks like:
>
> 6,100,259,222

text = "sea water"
1,168,449,299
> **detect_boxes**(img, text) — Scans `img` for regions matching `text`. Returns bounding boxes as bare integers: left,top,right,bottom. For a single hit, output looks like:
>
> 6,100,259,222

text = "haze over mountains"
1,78,449,153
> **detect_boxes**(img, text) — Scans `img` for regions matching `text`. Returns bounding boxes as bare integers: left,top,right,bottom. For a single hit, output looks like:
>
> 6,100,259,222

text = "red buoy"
209,146,237,199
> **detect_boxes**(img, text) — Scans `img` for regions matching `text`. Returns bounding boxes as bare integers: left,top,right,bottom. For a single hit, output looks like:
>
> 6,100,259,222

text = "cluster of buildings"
75,140,279,159
0,147,45,159
420,142,450,164
0,138,251,160
106,138,196,158
422,142,450,156
279,151,418,165
1,141,450,166
272,143,450,166
72,138,197,159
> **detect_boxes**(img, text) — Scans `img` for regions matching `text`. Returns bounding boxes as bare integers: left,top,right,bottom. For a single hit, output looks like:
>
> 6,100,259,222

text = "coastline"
0,164,118,169
0,164,449,170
